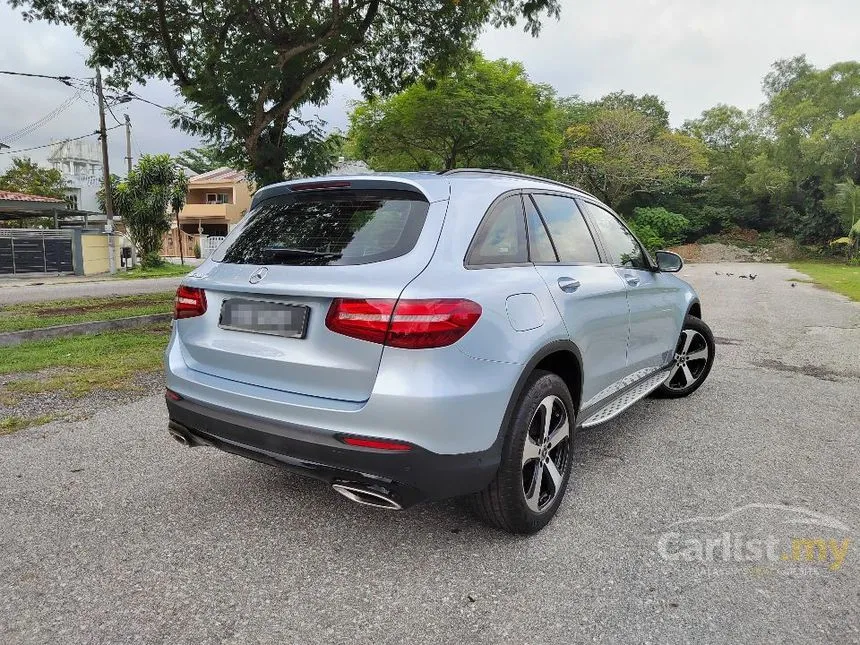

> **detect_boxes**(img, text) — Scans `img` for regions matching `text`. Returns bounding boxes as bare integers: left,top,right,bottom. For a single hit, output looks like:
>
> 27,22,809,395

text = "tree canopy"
0,157,67,199
11,0,560,185
100,154,187,266
348,55,559,173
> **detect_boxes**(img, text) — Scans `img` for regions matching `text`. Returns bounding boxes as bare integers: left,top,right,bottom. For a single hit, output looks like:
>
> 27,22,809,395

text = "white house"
48,139,103,213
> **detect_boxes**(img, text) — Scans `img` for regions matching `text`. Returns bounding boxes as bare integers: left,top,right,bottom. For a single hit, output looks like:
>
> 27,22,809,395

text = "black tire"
652,315,715,398
469,370,575,534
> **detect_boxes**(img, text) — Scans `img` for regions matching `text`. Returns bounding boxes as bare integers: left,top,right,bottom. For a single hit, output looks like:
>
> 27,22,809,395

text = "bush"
193,241,201,259
140,251,164,269
631,207,690,247
627,221,665,252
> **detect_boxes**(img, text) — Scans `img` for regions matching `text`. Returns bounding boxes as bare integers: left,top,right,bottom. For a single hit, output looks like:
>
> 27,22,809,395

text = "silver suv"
165,169,714,534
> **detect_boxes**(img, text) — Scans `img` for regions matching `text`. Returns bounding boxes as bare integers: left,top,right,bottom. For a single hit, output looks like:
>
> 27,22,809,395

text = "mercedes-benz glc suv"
165,169,714,534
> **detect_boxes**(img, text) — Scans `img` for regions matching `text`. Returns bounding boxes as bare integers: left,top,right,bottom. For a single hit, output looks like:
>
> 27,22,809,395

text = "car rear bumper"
166,395,501,508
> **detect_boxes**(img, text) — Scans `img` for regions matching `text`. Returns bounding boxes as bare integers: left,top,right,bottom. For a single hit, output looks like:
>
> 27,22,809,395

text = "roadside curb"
0,313,172,347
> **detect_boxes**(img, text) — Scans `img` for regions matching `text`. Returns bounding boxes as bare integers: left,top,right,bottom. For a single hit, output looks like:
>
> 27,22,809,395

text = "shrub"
631,207,690,247
627,221,665,252
141,251,164,269
193,241,201,259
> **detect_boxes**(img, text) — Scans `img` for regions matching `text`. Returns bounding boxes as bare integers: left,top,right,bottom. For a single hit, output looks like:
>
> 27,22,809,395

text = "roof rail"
438,168,599,201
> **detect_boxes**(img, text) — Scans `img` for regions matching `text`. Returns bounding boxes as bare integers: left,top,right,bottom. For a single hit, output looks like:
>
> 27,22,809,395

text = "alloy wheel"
665,328,710,391
521,395,571,513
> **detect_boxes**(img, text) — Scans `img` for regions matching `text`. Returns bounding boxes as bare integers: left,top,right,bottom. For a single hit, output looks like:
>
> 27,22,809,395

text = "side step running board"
579,369,670,428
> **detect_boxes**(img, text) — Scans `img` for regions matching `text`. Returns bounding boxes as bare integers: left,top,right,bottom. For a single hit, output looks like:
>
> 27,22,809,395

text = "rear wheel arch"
499,341,583,438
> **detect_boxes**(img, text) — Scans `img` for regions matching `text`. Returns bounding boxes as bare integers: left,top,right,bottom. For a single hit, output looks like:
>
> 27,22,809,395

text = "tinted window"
524,196,557,263
213,190,429,266
580,201,647,269
531,194,600,264
467,196,527,265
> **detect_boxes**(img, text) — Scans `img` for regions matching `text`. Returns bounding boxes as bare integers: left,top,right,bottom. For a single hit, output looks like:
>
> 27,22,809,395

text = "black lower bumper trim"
166,397,500,507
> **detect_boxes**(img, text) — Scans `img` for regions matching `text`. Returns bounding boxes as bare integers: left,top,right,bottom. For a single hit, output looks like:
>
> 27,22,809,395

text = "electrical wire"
0,70,91,85
0,124,123,155
0,90,84,144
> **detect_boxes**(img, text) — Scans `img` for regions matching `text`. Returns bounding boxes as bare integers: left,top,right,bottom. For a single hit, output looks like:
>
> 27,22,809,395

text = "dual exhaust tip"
332,483,402,510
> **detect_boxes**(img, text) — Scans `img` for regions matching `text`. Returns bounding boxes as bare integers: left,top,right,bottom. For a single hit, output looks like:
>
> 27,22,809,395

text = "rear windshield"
212,190,430,266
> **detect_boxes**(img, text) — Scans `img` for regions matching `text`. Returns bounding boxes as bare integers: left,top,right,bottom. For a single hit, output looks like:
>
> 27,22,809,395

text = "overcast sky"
2,0,858,174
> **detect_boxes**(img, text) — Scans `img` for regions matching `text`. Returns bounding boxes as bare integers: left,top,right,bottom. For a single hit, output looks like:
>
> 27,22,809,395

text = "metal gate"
202,235,226,258
0,229,74,275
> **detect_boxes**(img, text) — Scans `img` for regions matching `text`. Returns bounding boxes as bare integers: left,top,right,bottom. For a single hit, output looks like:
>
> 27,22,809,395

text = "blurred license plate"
219,299,309,338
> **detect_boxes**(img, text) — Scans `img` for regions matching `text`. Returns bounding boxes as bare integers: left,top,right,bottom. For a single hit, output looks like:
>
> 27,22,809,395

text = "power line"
121,91,206,126
0,90,84,145
0,69,91,86
0,124,122,156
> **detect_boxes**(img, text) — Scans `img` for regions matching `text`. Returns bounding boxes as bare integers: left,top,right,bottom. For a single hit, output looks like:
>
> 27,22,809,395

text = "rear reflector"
165,389,182,401
325,298,482,349
341,436,413,451
174,285,207,319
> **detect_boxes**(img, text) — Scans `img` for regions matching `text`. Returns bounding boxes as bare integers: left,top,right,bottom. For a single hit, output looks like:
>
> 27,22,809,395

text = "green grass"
117,263,192,279
0,292,174,333
0,414,56,435
789,262,860,301
0,325,170,397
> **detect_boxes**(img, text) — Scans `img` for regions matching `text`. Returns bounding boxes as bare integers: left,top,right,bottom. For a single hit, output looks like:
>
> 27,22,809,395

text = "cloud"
2,0,859,174
478,0,860,126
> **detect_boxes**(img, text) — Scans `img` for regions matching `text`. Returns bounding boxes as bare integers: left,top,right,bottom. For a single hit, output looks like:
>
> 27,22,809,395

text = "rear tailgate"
176,187,448,403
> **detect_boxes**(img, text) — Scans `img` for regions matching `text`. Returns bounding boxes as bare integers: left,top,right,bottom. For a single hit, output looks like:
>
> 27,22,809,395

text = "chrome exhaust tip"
168,426,193,447
332,483,403,510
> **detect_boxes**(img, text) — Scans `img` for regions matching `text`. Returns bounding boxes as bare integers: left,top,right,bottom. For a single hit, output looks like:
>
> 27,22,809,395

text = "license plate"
219,299,309,338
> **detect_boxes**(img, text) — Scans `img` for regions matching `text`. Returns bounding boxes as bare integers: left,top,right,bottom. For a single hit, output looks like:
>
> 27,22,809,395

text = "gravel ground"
0,262,858,644
0,370,164,426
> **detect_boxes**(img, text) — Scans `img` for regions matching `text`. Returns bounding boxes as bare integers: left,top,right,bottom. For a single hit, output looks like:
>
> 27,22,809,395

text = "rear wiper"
263,247,342,259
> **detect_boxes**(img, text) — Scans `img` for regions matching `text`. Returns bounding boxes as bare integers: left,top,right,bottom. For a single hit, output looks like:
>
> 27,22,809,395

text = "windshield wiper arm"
263,247,342,259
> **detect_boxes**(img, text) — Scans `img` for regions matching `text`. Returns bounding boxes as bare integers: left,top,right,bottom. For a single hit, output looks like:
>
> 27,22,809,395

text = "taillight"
325,298,482,349
174,285,207,319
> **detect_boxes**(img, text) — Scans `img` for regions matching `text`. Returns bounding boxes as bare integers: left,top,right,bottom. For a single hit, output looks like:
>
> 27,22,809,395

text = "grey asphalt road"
0,276,185,304
1,263,858,644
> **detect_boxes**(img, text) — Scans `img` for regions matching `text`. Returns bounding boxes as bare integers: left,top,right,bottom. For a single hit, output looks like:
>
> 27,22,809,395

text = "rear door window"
467,195,528,266
524,196,558,263
212,190,429,266
531,194,601,264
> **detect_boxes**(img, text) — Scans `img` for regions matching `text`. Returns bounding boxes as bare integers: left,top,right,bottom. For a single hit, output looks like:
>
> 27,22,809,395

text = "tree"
175,145,230,175
348,55,559,173
12,0,560,185
169,171,190,264
100,154,187,267
558,106,707,209
0,157,67,199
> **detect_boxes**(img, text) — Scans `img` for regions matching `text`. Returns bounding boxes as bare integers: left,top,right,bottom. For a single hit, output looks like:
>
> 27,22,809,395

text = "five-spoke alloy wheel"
521,395,570,513
654,315,715,398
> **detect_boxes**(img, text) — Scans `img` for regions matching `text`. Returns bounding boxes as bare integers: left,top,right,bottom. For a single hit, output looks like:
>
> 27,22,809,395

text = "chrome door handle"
625,275,640,287
557,277,581,293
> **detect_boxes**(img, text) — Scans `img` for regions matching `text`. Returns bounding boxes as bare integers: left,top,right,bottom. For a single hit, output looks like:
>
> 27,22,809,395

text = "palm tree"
835,179,860,259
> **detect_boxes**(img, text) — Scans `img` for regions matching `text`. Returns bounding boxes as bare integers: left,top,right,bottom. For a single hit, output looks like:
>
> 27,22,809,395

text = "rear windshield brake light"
290,181,351,191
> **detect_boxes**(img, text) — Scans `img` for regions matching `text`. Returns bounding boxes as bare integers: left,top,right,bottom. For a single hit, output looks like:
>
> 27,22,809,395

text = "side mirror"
655,250,683,273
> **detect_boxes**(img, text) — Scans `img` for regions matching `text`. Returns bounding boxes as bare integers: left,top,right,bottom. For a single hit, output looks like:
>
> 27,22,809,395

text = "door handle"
625,275,640,287
557,277,581,293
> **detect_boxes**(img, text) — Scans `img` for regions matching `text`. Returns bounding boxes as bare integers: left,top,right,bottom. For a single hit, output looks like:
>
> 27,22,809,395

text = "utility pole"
123,113,137,268
95,67,116,274
124,114,132,173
